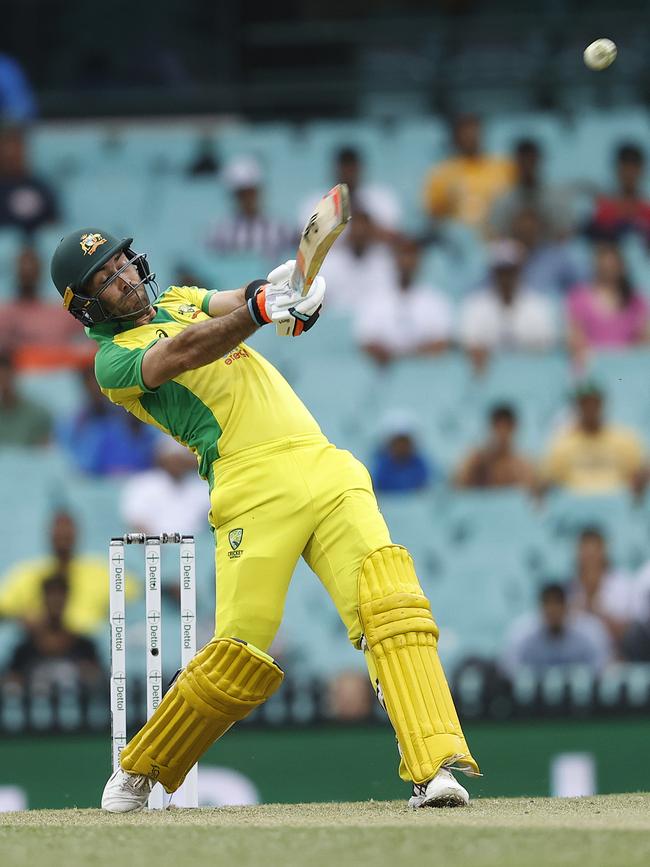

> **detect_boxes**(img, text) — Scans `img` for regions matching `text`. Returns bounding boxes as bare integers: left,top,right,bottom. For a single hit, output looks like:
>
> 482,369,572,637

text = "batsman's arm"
141,304,258,389
206,286,247,317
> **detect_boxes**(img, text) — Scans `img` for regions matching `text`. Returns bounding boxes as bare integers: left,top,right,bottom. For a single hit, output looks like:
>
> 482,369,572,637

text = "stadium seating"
4,111,650,678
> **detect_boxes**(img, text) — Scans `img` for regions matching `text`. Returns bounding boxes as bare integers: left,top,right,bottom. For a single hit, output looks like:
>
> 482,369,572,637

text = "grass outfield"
1,794,649,867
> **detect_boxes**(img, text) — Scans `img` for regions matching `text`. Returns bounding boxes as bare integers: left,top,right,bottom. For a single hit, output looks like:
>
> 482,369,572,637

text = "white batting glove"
246,259,327,336
271,275,326,336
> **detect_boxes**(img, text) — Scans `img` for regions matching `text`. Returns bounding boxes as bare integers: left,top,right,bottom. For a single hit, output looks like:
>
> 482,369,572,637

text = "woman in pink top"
568,242,649,363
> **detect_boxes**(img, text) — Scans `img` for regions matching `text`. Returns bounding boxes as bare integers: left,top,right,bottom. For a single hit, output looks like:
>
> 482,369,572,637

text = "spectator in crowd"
619,563,650,660
568,527,635,643
423,113,514,234
511,207,585,295
567,242,649,363
3,572,102,688
542,382,646,496
453,404,536,490
355,236,453,364
500,583,612,678
120,437,209,535
458,240,558,371
0,54,37,122
490,138,573,240
0,350,52,446
586,143,650,245
0,245,83,366
186,134,220,177
0,509,133,635
299,145,402,238
0,125,59,233
58,364,157,476
319,206,394,314
371,411,436,494
326,671,374,721
206,155,293,260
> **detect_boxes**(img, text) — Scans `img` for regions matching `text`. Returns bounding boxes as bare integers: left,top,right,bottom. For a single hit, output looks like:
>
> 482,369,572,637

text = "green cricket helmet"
50,227,157,326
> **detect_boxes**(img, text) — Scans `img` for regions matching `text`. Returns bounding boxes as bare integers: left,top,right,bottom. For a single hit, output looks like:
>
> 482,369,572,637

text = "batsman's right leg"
103,638,282,811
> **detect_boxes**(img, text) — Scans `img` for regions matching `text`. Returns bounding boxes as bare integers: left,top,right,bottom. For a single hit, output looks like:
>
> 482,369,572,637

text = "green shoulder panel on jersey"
154,285,218,316
140,383,221,485
94,338,159,398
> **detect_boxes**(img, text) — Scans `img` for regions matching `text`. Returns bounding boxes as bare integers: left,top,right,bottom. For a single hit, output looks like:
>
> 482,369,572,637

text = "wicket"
109,532,198,810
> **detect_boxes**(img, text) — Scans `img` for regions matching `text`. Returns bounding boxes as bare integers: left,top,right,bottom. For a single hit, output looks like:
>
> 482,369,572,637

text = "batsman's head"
50,228,157,326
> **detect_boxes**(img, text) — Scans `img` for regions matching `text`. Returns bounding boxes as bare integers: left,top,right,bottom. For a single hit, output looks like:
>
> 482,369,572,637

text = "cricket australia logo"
80,232,108,256
178,303,201,320
228,528,244,559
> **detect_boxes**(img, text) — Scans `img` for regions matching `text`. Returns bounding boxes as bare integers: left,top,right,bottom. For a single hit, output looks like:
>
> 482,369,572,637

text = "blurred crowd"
3,105,650,718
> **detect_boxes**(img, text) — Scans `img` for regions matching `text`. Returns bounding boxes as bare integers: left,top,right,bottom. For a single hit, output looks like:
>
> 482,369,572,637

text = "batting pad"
120,638,283,791
358,545,479,784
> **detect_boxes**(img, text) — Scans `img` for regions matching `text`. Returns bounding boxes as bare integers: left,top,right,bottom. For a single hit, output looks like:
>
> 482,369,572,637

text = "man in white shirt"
458,239,558,370
298,145,402,238
355,236,453,364
206,156,294,260
319,207,394,314
120,437,210,536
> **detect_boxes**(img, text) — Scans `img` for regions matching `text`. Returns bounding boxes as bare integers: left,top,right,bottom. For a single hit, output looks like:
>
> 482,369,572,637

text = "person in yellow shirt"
543,382,646,495
424,113,515,233
49,227,479,812
0,509,136,635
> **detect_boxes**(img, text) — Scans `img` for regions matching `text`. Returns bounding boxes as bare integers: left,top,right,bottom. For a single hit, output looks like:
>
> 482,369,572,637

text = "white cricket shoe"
408,767,470,808
101,769,155,813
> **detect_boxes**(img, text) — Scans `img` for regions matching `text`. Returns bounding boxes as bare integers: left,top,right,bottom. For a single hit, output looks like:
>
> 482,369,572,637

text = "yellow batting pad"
359,545,479,784
120,638,283,791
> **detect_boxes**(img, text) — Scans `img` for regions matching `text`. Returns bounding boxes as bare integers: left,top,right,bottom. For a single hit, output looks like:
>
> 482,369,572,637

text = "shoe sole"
409,793,468,808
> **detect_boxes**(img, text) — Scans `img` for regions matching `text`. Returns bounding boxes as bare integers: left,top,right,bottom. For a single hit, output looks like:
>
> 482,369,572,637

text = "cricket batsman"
50,227,479,812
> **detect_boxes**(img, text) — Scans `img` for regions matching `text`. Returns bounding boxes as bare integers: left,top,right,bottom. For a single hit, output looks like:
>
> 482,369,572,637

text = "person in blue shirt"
371,412,436,493
57,364,157,475
0,54,36,122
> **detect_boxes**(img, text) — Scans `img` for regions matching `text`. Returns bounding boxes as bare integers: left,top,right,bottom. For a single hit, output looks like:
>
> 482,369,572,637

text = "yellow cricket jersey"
87,285,323,486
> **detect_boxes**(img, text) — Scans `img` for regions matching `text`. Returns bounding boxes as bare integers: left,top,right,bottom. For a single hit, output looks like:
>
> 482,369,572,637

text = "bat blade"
290,183,351,297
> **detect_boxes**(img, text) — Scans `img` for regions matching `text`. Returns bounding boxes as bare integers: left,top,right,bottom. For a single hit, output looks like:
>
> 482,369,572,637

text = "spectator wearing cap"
355,236,453,364
423,113,515,234
454,404,536,490
490,139,574,240
0,125,59,234
120,437,209,536
586,143,650,245
371,411,437,494
567,242,649,364
0,350,52,446
299,145,402,240
542,382,646,496
568,527,636,644
458,239,558,371
206,156,294,260
319,208,394,314
500,583,613,678
0,245,83,368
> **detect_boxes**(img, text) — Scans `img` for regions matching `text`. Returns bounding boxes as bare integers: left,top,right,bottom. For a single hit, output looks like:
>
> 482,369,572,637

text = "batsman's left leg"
300,446,479,787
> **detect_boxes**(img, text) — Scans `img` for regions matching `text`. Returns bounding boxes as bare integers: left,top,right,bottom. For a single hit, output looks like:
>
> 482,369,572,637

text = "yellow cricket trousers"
209,433,391,651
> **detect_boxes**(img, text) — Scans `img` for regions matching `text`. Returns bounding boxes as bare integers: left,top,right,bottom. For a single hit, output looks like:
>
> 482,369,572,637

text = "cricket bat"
274,183,351,334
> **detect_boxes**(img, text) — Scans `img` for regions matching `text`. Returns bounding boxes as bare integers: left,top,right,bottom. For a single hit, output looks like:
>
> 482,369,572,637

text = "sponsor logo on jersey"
80,232,108,256
224,346,250,365
228,528,244,559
